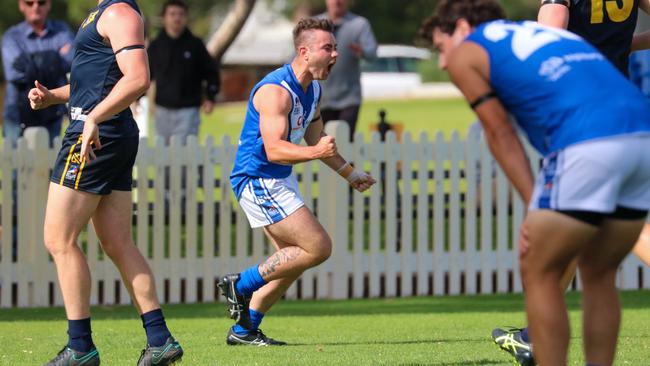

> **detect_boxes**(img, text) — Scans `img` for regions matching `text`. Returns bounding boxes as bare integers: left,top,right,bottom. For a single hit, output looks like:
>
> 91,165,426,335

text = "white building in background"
214,0,458,101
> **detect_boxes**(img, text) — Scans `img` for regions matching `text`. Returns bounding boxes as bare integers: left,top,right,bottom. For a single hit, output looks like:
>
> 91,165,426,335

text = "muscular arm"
448,43,534,204
537,1,570,29
257,85,331,165
46,84,71,104
89,3,149,124
303,109,348,171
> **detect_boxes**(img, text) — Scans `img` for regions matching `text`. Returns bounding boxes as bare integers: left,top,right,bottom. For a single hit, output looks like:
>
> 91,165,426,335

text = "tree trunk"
206,0,257,62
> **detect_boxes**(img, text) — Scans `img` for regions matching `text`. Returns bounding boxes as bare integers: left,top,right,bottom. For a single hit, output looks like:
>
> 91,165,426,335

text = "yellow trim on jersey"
75,158,87,190
59,136,82,185
82,10,99,28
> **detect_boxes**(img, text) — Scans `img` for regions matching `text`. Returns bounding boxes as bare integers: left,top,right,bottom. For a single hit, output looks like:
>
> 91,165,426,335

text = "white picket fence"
0,124,647,308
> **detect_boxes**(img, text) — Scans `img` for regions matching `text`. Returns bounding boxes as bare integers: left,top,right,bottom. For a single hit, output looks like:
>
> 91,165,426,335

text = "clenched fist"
346,169,376,193
314,135,337,158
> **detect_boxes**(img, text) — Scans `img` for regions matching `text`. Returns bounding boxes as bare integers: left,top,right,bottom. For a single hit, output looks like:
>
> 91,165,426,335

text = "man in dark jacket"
148,0,220,144
2,0,74,147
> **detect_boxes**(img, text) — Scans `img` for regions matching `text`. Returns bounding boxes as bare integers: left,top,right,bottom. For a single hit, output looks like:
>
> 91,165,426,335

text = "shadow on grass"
1,290,648,322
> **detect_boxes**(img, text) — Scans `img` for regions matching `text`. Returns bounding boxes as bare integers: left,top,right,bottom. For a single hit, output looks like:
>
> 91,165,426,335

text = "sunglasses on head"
24,0,47,7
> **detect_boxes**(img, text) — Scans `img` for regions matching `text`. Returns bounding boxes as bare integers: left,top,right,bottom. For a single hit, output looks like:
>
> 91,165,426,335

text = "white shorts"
238,175,305,228
529,134,650,214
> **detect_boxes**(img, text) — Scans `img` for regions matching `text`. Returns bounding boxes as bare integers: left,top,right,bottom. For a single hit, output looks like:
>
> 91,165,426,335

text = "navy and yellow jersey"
568,0,639,74
67,0,142,138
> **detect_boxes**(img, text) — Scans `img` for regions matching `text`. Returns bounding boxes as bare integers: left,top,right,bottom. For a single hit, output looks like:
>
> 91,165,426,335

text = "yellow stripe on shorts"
59,136,83,186
75,158,86,190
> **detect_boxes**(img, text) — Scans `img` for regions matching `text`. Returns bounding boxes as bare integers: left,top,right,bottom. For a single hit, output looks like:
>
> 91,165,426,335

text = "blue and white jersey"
466,20,650,156
230,64,321,198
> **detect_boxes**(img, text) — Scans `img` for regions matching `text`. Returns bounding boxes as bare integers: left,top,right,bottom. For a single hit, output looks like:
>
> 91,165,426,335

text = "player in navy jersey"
218,18,376,346
492,1,650,363
420,1,650,365
538,0,650,75
28,1,182,365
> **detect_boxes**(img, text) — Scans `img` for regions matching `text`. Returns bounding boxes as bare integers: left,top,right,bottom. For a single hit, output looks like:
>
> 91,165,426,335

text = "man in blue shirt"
421,1,650,365
220,18,376,346
2,0,74,146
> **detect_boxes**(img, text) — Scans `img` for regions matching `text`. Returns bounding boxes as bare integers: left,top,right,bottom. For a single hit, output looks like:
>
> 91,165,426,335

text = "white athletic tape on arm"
346,169,366,184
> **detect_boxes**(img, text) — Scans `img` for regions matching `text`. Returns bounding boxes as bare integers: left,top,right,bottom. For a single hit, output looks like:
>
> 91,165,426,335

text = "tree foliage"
0,0,539,81
285,0,538,44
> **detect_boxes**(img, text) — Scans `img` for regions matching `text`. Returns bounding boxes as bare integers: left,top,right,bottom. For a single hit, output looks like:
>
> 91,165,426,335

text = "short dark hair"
419,0,505,42
293,18,334,49
161,0,188,16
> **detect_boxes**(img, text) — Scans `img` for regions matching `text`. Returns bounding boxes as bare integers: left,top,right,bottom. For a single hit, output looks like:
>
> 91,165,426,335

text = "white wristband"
346,169,365,184
336,162,351,175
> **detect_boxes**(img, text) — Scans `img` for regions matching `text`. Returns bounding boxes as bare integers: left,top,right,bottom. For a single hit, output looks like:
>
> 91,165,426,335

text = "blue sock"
521,327,530,343
250,308,265,330
141,309,172,347
235,265,266,296
67,318,94,352
232,308,265,335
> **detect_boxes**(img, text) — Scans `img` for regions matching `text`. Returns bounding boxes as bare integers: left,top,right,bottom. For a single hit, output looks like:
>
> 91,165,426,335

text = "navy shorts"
50,133,139,195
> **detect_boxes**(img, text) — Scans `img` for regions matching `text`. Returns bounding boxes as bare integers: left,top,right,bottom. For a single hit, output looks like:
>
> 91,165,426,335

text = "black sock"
67,318,94,352
141,309,172,347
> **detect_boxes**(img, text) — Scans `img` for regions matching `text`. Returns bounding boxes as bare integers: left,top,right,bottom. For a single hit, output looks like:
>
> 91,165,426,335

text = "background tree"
0,0,539,82
285,0,537,45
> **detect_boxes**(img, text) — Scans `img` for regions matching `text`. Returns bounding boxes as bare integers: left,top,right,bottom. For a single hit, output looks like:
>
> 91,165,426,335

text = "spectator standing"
315,0,377,139
1,0,74,147
147,0,220,145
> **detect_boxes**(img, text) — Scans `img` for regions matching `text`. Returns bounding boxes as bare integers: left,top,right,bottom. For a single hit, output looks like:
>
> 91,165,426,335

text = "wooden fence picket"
0,124,645,308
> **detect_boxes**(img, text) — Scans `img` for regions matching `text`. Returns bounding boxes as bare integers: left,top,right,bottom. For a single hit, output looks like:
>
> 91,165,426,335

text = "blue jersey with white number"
466,20,650,155
230,64,321,198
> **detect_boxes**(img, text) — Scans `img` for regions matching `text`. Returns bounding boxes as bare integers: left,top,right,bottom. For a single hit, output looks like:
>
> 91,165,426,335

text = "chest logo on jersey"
293,116,305,131
82,10,99,28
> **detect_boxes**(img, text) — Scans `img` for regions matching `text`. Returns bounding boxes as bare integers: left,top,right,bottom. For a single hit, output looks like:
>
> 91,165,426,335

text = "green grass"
200,97,475,143
2,291,649,365
0,97,474,148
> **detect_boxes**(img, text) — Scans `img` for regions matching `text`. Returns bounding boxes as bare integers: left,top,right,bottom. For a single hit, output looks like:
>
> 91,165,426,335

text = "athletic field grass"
0,97,474,147
200,97,475,143
2,291,648,365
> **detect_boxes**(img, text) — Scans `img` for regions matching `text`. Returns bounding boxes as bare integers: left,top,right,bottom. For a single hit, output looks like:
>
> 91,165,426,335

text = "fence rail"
0,124,647,308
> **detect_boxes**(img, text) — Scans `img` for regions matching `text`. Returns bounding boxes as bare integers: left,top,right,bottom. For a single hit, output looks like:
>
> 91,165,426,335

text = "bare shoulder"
447,42,489,79
103,2,141,20
98,3,142,32
253,84,292,114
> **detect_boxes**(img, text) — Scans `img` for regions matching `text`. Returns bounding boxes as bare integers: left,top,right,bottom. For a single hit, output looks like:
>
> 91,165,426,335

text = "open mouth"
327,63,334,72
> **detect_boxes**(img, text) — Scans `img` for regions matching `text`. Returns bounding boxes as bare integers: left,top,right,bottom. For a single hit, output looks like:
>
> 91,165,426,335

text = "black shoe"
44,346,100,366
491,327,535,366
226,327,287,346
136,336,183,366
217,274,252,328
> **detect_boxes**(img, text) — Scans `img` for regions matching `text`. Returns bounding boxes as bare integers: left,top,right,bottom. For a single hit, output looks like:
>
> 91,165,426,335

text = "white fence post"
0,140,14,308
1,128,645,307
323,121,351,299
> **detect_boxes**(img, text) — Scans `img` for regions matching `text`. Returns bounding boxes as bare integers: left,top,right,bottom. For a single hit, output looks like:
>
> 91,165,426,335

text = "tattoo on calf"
259,246,302,278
